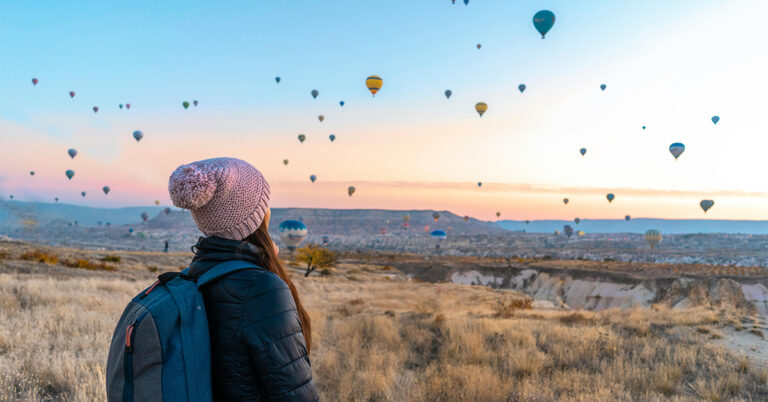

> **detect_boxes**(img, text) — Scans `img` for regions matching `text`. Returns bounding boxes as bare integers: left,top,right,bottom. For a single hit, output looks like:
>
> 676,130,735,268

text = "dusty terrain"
1,240,767,401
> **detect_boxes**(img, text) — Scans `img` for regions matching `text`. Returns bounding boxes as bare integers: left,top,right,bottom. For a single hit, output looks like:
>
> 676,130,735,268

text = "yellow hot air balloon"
475,102,487,117
366,75,383,96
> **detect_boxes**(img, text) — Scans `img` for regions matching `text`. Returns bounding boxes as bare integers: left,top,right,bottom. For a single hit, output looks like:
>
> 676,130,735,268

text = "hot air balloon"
322,235,329,246
129,228,134,233
119,104,124,109
338,101,345,107
580,148,587,156
574,217,581,224
366,75,383,96
644,229,662,249
554,230,560,236
433,212,440,222
193,100,198,107
165,207,171,215
29,171,35,176
600,84,607,91
533,10,555,38
563,225,574,238
182,101,190,109
283,159,289,166
298,134,306,143
712,116,719,125
318,115,324,123
463,216,469,222
525,220,530,224
311,89,319,99
65,170,75,180
403,214,411,223
380,227,387,236
444,89,452,99
625,215,631,221
606,193,615,203
476,43,482,49
154,200,160,206
577,230,585,237
141,212,150,222
92,106,99,113
133,130,143,142
126,103,131,109
310,175,317,183
325,135,334,143
431,230,447,249
81,191,87,198
518,84,526,93
452,0,455,4
642,126,646,130
700,199,715,213
102,186,110,195
31,78,39,85
279,220,307,252
54,197,59,202
475,102,487,117
477,182,482,187
68,149,77,159
563,198,569,205
9,195,13,200
69,91,75,98
463,0,469,4
669,143,685,160
348,186,356,196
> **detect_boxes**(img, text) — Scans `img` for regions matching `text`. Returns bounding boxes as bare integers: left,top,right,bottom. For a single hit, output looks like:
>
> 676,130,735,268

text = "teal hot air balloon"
102,186,110,195
574,217,581,224
669,142,685,160
600,84,607,91
141,212,150,222
182,101,190,109
518,84,526,93
563,225,574,238
133,130,143,142
279,220,308,252
65,170,75,180
68,148,77,159
275,76,281,84
642,126,646,130
477,182,482,188
81,191,86,198
298,134,306,143
329,134,336,142
580,148,587,156
712,116,719,125
165,207,171,215
311,89,319,99
310,175,317,183
29,171,35,176
606,193,615,203
700,199,715,213
533,10,555,38
625,215,631,222
445,89,452,99
430,230,447,249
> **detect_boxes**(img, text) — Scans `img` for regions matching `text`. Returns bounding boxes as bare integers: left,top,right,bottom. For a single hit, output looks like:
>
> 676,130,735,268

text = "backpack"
106,260,261,402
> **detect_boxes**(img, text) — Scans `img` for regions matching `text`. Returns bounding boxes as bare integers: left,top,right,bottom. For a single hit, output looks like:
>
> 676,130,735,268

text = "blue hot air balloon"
600,84,607,91
669,143,685,160
445,89,452,99
712,116,719,125
339,101,345,107
700,199,715,213
430,230,447,249
533,10,555,38
477,182,482,187
518,84,526,93
329,134,336,142
642,126,646,130
322,235,329,246
129,228,134,233
606,193,615,203
133,130,143,142
275,76,281,84
102,186,110,195
463,0,469,5
81,191,86,198
580,148,587,156
563,225,574,238
310,175,317,183
311,89,319,99
65,170,75,180
279,220,308,252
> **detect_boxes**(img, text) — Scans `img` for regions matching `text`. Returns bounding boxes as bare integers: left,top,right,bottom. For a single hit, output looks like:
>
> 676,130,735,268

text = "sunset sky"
2,0,767,221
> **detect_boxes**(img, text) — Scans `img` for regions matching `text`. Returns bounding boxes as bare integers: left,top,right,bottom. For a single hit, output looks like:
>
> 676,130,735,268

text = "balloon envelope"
445,90,452,99
310,175,317,183
606,193,615,203
275,76,281,83
580,148,587,156
182,101,190,109
164,207,171,215
430,230,447,248
133,130,144,142
669,143,685,160
103,186,110,195
329,134,336,142
433,212,440,222
193,100,198,107
65,170,75,180
645,229,662,249
311,89,319,99
298,134,306,143
475,102,487,117
366,75,383,96
600,84,607,91
69,91,75,98
563,198,569,205
283,159,289,165
339,101,345,107
574,218,581,224
348,186,356,196
625,215,631,221
712,116,719,125
81,191,86,198
518,84,526,93
700,199,715,213
532,10,555,38
32,78,38,85
279,220,308,251
318,115,324,122
92,106,99,113
564,225,574,238
141,212,150,222
68,149,77,159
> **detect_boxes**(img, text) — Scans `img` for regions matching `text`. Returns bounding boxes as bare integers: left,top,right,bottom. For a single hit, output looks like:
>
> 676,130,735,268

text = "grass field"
1,241,767,401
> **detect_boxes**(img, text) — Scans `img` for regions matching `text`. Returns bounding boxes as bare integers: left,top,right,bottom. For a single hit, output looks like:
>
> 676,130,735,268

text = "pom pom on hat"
168,163,217,209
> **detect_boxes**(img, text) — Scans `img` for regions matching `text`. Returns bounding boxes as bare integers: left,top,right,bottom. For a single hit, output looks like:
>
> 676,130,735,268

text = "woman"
168,157,318,401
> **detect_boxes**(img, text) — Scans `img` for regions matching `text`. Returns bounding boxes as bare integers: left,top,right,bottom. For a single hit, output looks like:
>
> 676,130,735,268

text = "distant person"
107,157,316,401
163,240,168,253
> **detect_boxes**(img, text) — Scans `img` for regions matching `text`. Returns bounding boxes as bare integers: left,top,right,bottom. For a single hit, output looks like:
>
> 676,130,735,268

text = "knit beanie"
168,157,270,240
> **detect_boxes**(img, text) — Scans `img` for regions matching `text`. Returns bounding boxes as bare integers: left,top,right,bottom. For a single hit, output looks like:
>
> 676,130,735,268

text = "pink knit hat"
168,157,270,240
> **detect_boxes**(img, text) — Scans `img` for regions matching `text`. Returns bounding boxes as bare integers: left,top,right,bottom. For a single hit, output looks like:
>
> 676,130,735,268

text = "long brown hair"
244,221,312,353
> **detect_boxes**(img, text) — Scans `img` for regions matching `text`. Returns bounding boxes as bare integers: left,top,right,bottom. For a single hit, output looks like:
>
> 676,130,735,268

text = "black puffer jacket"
187,237,319,401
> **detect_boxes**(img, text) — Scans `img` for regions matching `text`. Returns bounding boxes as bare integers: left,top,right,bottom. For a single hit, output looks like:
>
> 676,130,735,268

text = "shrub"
296,244,338,277
146,265,159,273
493,297,533,319
61,259,115,271
20,250,58,265
102,255,121,263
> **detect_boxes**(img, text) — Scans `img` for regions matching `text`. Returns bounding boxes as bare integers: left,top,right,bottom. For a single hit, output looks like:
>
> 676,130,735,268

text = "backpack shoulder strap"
195,260,263,288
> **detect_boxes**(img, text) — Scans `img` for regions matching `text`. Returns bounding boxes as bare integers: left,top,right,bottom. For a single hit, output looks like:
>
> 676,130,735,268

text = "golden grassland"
0,241,767,401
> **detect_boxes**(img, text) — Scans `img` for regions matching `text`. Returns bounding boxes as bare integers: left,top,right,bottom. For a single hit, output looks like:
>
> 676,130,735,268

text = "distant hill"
0,201,165,227
497,219,768,234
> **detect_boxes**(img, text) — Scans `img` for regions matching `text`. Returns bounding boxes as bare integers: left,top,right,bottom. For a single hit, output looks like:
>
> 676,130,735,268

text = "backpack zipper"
123,312,145,402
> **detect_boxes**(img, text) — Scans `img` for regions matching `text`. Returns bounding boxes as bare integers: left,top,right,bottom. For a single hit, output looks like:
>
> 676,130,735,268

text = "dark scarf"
187,236,263,278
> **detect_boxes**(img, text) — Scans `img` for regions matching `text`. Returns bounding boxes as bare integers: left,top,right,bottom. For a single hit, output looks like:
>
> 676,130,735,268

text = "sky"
2,0,768,221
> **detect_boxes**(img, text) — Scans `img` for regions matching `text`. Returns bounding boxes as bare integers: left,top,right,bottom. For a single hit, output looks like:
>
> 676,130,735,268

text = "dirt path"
717,317,768,370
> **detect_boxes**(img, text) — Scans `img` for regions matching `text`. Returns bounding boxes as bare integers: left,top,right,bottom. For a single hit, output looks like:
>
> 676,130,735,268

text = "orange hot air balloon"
366,75,383,96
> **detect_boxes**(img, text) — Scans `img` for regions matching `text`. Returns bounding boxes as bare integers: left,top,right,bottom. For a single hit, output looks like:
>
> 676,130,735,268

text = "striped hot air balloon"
279,220,308,252
700,199,715,213
669,143,685,160
475,102,487,117
366,75,383,96
645,229,662,249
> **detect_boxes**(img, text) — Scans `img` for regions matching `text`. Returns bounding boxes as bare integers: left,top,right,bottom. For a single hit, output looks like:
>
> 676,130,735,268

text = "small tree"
296,244,337,277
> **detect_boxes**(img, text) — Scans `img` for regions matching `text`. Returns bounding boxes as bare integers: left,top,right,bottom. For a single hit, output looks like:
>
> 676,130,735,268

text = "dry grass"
1,247,767,401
